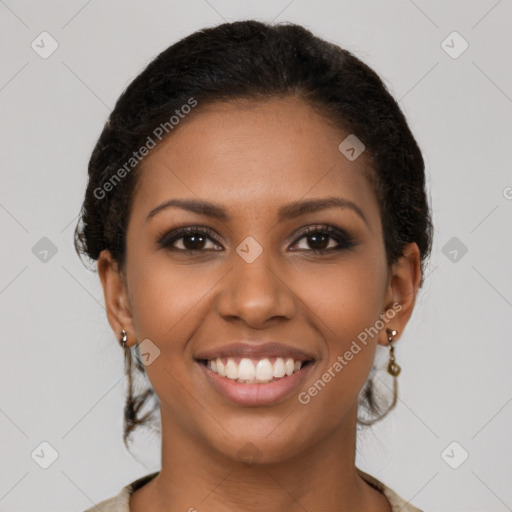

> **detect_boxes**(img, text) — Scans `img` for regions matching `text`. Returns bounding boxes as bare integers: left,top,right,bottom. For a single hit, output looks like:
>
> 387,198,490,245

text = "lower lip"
197,361,314,406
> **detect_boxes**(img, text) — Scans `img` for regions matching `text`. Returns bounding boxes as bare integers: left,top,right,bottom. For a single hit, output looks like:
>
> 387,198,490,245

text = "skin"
98,96,421,512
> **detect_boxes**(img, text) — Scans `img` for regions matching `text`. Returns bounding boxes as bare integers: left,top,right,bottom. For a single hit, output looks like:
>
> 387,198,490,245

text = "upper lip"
194,342,316,362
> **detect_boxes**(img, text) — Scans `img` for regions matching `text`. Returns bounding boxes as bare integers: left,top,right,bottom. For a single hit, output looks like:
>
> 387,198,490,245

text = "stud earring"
119,329,128,349
386,328,401,377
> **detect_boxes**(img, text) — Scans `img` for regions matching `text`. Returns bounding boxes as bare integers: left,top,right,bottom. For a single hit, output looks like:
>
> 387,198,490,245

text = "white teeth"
238,358,255,380
285,358,294,376
225,359,238,379
216,358,226,377
255,358,273,381
206,356,307,383
272,357,286,378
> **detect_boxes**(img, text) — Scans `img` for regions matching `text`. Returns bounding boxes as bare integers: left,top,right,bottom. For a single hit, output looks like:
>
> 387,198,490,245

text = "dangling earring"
386,328,401,377
119,329,128,349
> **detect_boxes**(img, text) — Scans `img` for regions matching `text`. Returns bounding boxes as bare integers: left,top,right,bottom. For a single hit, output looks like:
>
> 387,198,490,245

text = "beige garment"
83,467,424,512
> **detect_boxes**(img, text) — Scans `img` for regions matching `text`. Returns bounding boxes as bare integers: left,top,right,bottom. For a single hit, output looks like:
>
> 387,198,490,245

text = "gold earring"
386,328,401,377
119,329,128,349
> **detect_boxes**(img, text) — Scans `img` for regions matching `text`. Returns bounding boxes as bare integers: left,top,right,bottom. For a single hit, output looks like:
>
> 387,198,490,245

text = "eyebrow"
146,196,368,226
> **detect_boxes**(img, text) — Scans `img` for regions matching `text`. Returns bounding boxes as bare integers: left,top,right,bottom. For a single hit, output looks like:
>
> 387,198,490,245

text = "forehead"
131,96,380,231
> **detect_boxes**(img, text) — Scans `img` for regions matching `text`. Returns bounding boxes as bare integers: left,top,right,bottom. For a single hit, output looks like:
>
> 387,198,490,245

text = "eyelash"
156,224,357,255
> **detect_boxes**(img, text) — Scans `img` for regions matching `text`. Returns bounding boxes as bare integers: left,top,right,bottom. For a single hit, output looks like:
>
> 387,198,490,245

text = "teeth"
225,359,238,379
217,359,225,377
206,356,306,383
238,358,255,380
272,357,286,378
255,358,273,381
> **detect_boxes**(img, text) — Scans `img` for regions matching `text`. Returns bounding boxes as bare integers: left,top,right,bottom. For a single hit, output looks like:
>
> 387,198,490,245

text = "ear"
97,249,135,347
378,242,422,346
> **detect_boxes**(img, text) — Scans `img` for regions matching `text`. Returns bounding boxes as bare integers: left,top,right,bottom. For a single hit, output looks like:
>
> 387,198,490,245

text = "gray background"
1,1,511,511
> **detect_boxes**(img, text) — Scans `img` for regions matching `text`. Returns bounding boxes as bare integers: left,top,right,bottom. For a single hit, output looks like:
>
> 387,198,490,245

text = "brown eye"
158,227,223,252
290,225,357,254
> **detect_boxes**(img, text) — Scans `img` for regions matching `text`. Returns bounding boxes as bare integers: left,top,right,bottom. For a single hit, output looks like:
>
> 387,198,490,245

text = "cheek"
126,250,212,342
125,255,214,429
296,253,387,391
298,251,387,335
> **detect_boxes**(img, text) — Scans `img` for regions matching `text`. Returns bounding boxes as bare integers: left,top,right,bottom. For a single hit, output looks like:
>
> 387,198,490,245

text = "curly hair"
74,20,433,450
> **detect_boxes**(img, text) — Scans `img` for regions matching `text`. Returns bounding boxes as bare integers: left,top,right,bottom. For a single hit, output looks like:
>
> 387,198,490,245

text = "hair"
74,20,433,450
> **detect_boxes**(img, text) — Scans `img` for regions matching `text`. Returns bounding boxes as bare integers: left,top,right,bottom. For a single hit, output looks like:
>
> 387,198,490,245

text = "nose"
216,249,297,329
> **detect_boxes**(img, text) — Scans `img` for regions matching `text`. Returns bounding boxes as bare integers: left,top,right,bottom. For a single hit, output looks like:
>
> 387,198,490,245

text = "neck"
131,405,390,512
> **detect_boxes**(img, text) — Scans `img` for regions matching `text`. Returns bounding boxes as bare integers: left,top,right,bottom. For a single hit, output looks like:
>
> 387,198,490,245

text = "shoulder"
82,488,131,512
356,467,425,512
82,472,160,512
83,469,421,512
82,492,128,512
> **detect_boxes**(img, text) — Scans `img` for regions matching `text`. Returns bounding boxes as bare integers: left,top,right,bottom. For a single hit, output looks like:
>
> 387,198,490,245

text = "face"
99,96,420,464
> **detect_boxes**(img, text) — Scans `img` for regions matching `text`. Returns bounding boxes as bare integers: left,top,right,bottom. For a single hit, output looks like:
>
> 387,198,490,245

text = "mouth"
195,355,316,406
196,356,315,385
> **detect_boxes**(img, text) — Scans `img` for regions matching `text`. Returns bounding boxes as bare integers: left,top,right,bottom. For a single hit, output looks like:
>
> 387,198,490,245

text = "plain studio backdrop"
1,1,511,511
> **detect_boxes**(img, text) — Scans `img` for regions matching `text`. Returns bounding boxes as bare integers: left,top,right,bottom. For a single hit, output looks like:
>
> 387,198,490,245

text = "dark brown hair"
74,20,433,450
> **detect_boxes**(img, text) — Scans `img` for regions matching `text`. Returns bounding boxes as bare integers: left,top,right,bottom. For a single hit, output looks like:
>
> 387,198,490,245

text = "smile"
198,356,313,384
196,357,315,406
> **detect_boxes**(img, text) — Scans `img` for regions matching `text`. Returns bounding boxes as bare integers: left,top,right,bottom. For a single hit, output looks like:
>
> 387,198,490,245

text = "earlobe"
378,242,422,346
97,249,134,343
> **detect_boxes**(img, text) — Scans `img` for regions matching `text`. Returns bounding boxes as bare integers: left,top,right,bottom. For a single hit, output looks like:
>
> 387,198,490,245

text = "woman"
76,20,432,512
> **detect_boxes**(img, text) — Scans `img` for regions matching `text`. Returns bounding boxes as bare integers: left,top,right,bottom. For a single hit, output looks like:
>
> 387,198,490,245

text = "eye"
290,225,357,254
157,226,222,252
157,224,357,255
